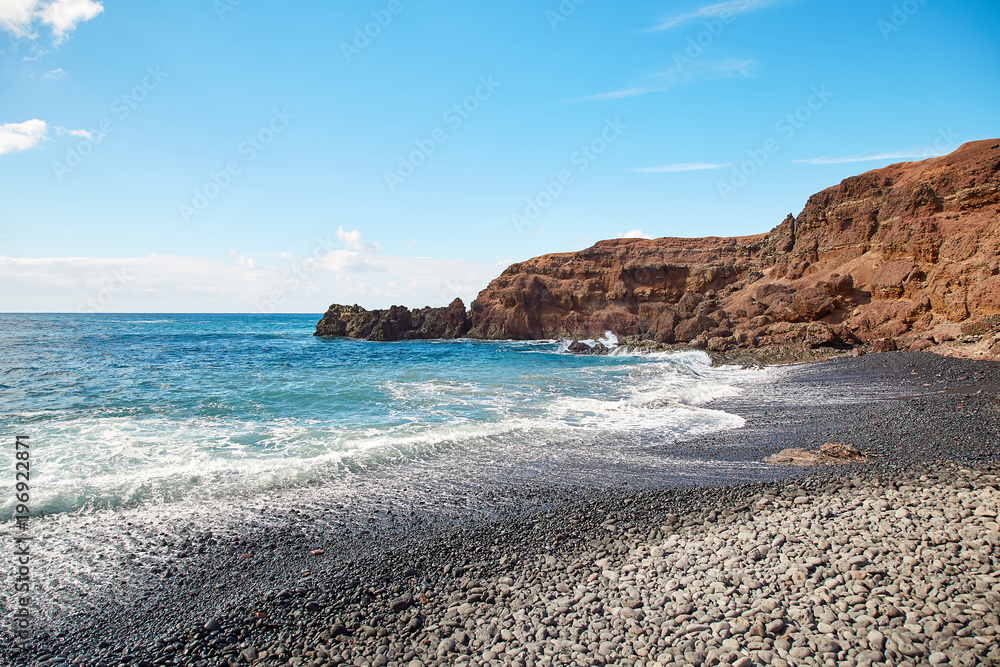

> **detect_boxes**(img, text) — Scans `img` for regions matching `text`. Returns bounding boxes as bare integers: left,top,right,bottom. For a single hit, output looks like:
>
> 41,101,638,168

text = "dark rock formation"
315,298,471,341
566,341,609,355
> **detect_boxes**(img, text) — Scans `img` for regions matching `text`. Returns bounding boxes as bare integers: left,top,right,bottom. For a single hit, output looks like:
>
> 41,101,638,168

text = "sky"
1,0,998,313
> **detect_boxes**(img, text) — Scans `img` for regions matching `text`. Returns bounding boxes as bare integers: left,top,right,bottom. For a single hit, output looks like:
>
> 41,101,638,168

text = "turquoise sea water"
0,314,755,520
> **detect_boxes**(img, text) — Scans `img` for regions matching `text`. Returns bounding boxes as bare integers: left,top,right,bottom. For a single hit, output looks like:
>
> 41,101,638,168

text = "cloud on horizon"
618,230,655,240
0,0,103,43
0,248,506,313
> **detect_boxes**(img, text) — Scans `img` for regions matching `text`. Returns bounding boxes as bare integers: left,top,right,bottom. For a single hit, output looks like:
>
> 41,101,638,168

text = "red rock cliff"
468,140,1000,355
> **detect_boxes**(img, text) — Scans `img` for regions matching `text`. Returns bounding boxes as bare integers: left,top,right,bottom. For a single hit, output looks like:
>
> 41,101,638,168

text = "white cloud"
651,0,776,31
792,149,948,166
228,250,257,270
42,66,66,78
570,59,755,103
618,230,655,240
321,249,386,273
336,226,381,253
63,127,91,139
0,0,38,36
0,0,102,43
0,118,47,154
0,251,507,313
39,0,102,39
629,162,734,173
0,118,93,155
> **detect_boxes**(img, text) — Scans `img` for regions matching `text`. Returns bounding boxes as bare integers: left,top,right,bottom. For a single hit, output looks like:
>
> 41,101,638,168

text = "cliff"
467,139,1000,356
318,140,1000,357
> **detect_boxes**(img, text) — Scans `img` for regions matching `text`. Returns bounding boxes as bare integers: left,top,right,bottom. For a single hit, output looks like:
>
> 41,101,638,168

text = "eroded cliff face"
316,141,1000,355
467,140,1000,356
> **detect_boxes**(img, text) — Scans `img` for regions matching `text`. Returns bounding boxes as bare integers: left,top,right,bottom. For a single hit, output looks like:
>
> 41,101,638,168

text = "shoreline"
6,353,1000,666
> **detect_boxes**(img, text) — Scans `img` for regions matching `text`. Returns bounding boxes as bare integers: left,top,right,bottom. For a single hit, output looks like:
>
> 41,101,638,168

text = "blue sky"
1,0,998,312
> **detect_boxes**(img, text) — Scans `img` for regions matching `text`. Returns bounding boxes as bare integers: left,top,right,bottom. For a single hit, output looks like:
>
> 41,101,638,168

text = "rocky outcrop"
315,298,471,341
765,442,871,465
566,341,609,355
467,140,1000,357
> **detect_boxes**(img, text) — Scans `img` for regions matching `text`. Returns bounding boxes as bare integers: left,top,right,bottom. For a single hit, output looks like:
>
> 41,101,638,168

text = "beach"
5,4,999,666
6,351,999,667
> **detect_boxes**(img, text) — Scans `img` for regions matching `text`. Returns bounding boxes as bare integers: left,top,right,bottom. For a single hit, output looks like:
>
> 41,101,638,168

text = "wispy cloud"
793,149,948,165
569,87,652,103
629,162,734,173
567,58,755,103
651,0,776,31
62,127,91,139
657,57,756,84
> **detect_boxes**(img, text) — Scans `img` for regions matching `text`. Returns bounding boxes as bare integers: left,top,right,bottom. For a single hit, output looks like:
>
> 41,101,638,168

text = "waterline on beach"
0,315,767,519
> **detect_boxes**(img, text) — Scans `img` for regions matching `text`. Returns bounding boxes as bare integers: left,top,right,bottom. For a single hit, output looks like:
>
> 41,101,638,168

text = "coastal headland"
317,140,1000,362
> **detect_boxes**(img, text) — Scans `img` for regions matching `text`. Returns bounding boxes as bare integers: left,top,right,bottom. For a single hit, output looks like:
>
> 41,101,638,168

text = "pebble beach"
8,352,1000,667
361,461,999,667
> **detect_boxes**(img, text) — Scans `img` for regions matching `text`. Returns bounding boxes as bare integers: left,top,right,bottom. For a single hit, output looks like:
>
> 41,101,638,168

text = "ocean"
1,313,785,620
0,313,769,521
